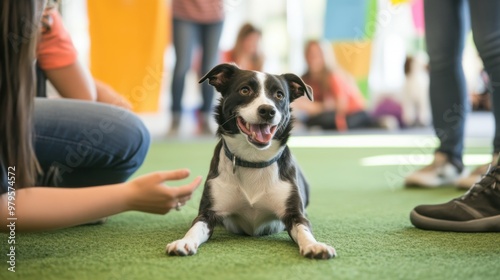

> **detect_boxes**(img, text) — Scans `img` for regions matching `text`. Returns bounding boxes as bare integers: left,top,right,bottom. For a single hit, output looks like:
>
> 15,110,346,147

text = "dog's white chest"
209,153,291,236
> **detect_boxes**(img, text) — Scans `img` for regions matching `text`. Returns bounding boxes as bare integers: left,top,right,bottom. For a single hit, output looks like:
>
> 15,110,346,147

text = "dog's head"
200,63,313,150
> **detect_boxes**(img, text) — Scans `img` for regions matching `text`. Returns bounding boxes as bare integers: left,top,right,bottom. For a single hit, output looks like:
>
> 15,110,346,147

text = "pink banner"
411,0,425,36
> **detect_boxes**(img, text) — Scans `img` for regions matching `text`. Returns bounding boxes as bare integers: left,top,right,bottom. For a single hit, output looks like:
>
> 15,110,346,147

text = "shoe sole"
410,210,500,232
454,177,479,190
455,184,472,190
405,170,470,189
404,177,459,188
404,181,456,189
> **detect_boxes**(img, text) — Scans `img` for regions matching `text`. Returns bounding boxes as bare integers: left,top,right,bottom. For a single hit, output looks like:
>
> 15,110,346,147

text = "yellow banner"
87,0,169,113
390,0,412,4
332,41,373,79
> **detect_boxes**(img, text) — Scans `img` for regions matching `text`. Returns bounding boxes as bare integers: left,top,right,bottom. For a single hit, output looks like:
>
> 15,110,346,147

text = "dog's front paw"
166,239,198,256
300,242,336,260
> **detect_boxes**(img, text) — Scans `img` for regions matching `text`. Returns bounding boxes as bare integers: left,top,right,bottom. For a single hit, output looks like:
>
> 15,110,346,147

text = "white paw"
300,242,337,259
166,239,198,256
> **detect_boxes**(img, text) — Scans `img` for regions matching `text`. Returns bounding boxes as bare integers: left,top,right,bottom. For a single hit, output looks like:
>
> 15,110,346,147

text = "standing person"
169,0,225,135
222,23,264,71
0,0,201,232
407,0,500,231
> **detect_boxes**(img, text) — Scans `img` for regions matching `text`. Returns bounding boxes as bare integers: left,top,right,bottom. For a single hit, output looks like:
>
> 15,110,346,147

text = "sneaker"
405,152,465,188
376,115,399,131
410,164,500,232
455,154,499,190
167,113,181,137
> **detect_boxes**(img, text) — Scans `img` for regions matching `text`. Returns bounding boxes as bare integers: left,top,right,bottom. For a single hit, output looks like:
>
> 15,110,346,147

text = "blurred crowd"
44,0,490,137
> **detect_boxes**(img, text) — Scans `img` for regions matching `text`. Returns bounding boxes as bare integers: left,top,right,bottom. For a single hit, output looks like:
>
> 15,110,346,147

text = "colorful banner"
332,41,373,79
411,0,425,36
323,0,368,41
390,0,411,4
323,0,377,98
87,0,169,113
323,0,377,41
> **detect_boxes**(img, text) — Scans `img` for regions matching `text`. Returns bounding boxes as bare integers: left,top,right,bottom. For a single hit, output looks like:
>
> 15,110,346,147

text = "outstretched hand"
125,169,202,214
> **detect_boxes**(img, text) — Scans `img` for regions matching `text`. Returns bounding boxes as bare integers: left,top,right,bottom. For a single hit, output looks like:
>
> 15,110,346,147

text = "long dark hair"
231,23,264,71
0,0,43,187
302,40,333,98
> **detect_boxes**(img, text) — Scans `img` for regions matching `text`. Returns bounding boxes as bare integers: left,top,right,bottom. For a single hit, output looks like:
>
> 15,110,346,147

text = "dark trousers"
305,111,375,130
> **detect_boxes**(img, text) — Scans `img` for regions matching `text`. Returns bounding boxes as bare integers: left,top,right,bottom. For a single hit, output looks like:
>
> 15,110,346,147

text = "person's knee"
428,51,462,73
113,110,151,172
173,48,194,76
473,33,500,68
173,51,192,76
128,114,151,167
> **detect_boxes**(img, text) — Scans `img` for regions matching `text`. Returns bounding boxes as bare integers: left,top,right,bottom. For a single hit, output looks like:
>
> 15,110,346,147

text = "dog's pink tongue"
250,124,273,143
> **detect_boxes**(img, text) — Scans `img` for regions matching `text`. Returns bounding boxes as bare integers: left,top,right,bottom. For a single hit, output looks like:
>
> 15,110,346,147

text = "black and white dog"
166,63,336,259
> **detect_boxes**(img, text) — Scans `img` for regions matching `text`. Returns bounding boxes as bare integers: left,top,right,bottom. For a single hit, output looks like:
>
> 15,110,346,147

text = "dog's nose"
258,105,276,120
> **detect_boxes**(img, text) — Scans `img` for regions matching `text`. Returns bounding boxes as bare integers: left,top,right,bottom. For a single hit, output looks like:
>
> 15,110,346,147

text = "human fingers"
177,194,192,204
170,194,193,211
147,169,191,183
170,176,202,197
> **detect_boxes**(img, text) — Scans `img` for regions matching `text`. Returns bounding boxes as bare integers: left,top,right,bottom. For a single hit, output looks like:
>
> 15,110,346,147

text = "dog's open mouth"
236,116,277,146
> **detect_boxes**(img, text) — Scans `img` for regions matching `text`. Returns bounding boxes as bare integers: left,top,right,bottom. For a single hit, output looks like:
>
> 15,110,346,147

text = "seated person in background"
293,40,381,131
221,23,264,71
37,2,132,110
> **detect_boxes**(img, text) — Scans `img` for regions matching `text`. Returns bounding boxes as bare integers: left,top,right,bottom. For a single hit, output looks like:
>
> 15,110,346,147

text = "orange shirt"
302,71,365,131
329,72,365,114
37,9,77,70
303,72,365,115
221,50,233,64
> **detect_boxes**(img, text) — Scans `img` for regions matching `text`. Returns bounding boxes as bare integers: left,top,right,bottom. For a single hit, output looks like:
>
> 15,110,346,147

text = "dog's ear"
281,73,313,102
199,63,240,94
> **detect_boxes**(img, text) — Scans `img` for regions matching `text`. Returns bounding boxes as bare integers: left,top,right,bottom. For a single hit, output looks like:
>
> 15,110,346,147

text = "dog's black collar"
222,140,283,173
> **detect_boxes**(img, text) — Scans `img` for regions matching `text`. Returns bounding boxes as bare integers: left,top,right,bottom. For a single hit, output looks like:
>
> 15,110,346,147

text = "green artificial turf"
2,138,500,280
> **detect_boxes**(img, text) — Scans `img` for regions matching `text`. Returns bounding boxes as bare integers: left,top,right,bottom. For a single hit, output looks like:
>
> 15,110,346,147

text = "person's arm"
291,96,323,115
0,169,202,232
95,80,133,110
38,8,96,101
329,74,348,131
45,61,97,101
45,62,133,110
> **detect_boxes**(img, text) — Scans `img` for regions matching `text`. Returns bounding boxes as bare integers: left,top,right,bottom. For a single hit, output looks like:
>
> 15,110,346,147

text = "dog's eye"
240,86,251,96
275,91,284,100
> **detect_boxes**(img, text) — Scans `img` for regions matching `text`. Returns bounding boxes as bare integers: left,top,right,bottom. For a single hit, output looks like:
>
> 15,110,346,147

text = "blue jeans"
425,0,500,166
34,98,150,187
171,18,224,114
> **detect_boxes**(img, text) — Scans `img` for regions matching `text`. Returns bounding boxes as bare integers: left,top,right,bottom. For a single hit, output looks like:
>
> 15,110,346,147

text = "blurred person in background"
222,23,264,71
293,40,396,131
